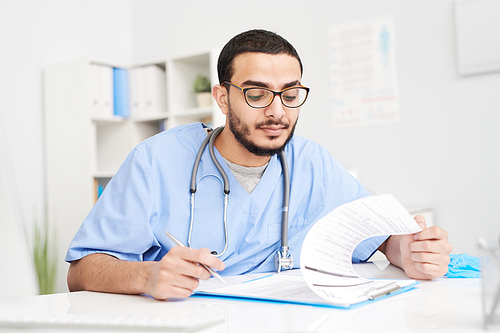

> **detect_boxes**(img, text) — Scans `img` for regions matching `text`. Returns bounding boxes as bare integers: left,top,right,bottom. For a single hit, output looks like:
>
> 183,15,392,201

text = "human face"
227,99,298,156
223,53,302,156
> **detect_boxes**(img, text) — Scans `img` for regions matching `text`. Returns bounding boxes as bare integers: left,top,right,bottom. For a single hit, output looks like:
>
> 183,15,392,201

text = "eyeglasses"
223,82,310,109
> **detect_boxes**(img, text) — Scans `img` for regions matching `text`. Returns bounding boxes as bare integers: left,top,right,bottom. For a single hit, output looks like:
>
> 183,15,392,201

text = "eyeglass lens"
245,87,308,108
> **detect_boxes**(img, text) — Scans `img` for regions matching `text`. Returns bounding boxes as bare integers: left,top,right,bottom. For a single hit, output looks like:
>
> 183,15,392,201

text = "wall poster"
329,17,400,129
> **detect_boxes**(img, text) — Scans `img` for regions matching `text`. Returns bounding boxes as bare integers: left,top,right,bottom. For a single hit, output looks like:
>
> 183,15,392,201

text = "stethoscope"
189,126,294,272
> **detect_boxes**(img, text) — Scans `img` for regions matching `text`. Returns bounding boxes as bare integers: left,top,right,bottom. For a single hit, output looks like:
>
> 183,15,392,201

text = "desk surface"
0,261,486,333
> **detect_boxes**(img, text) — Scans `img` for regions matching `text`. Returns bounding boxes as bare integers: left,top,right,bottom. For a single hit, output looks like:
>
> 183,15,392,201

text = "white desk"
0,261,486,332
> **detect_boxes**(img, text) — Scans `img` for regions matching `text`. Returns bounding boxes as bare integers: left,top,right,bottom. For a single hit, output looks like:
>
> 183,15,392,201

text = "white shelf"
171,106,213,117
44,51,225,291
133,114,169,123
92,114,169,124
92,116,127,123
93,171,116,178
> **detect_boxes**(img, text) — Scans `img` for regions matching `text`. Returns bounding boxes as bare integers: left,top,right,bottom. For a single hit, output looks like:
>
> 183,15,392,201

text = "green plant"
193,74,211,93
33,209,58,295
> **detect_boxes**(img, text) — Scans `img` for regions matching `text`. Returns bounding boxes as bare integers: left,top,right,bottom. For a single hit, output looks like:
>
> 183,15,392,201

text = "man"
66,29,452,300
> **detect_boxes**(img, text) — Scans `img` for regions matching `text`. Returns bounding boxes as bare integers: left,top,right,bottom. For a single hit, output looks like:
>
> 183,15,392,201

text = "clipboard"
195,195,423,309
194,272,419,309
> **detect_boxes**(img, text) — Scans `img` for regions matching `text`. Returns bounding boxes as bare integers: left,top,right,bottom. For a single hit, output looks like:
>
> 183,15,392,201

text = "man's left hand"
399,215,453,280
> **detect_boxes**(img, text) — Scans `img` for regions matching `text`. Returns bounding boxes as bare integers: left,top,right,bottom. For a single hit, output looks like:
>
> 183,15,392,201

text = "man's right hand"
67,248,224,301
146,246,225,300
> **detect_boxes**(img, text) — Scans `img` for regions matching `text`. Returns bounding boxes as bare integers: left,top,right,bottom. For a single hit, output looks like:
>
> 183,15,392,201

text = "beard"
227,101,298,157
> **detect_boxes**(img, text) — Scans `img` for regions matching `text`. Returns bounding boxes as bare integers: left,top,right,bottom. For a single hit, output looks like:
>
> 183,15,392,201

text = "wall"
0,0,133,293
130,0,500,256
0,113,37,301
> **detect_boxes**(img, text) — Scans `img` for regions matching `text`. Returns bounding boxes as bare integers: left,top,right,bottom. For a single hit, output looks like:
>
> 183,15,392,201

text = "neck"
214,127,271,167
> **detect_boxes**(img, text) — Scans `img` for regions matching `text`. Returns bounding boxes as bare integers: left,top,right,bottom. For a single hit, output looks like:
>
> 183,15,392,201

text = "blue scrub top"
66,123,387,275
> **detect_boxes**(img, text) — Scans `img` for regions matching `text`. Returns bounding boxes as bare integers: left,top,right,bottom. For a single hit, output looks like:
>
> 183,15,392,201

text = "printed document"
196,194,422,308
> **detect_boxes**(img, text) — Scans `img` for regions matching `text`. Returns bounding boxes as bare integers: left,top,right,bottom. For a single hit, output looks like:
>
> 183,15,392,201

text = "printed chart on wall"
329,17,400,129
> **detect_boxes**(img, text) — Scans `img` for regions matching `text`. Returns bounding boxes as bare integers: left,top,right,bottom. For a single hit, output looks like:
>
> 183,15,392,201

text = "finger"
410,251,451,266
414,226,449,241
165,247,225,281
196,248,225,271
413,262,449,279
168,273,201,291
161,248,213,280
174,247,225,271
148,263,201,300
414,215,427,230
168,285,196,298
409,239,453,254
153,279,198,300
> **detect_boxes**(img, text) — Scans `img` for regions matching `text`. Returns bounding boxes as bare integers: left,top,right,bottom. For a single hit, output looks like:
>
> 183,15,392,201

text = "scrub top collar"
191,124,284,215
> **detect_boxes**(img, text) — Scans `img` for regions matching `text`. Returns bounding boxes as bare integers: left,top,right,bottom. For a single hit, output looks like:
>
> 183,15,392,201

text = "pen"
165,231,226,284
365,283,401,300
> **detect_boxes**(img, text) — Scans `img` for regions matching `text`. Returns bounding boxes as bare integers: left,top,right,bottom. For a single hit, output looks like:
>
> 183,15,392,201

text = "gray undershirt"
223,158,268,193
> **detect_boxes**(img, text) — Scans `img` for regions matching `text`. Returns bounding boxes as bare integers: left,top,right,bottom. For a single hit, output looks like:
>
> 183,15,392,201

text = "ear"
213,84,229,115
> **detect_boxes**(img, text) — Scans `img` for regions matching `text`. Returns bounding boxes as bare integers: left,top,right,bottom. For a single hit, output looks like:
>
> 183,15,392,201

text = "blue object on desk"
445,253,481,278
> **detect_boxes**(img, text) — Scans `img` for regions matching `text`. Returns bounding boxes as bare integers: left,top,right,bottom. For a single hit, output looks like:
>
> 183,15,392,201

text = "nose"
265,94,286,119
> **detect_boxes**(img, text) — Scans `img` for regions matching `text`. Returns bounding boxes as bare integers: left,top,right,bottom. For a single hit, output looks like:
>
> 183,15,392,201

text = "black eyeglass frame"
222,81,310,109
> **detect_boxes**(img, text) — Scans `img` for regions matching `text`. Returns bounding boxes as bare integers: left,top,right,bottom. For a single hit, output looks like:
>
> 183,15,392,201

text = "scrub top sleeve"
351,235,389,263
65,148,160,263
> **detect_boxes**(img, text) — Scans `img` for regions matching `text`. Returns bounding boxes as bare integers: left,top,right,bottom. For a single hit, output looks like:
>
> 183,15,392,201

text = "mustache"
255,119,290,129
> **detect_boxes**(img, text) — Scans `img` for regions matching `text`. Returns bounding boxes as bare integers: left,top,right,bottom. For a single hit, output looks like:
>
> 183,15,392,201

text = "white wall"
0,112,37,301
130,0,500,256
1,0,498,294
0,0,133,292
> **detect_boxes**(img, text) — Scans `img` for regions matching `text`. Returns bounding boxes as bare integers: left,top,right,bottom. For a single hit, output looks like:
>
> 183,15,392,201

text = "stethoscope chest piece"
275,246,294,273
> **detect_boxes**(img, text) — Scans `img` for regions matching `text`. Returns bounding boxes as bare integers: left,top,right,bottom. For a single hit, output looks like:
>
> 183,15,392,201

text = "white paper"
196,194,421,308
301,194,421,306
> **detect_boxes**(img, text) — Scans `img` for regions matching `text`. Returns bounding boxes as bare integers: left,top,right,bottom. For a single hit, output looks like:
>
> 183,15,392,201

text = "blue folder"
193,274,420,310
113,68,130,118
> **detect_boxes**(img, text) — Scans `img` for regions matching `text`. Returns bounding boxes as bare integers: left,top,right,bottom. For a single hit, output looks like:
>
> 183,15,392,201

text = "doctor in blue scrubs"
66,29,453,300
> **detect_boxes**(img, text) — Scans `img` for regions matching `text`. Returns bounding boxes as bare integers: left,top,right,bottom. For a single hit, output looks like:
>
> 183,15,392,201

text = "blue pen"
165,231,226,284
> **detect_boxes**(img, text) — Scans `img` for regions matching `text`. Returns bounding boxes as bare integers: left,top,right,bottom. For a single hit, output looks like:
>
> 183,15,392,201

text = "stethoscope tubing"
189,126,290,257
279,150,290,247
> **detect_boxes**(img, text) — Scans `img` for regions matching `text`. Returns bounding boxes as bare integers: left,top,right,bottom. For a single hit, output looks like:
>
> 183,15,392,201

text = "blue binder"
113,68,130,118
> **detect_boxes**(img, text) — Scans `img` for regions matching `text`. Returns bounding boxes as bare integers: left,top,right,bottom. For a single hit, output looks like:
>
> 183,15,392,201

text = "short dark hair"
217,29,303,84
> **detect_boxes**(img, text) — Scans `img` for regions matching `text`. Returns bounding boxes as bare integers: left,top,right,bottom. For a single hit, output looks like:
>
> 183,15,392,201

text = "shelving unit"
43,49,223,291
166,51,222,128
